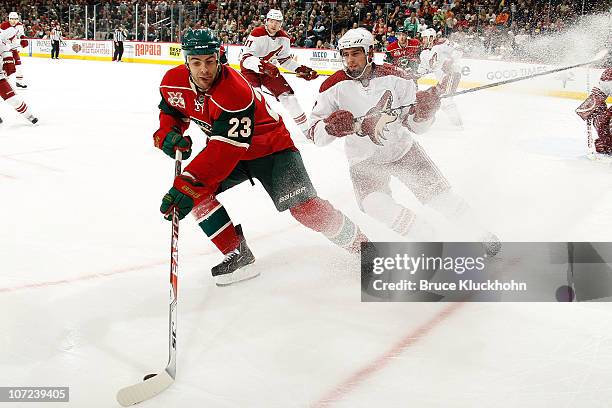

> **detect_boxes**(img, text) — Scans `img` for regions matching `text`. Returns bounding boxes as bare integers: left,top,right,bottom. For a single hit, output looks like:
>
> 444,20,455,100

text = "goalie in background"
576,68,612,155
308,28,499,255
240,9,319,141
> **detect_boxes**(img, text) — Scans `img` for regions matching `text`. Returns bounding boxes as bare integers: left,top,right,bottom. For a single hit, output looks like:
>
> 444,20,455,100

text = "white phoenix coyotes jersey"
240,26,299,72
309,63,432,165
0,26,16,54
417,39,460,79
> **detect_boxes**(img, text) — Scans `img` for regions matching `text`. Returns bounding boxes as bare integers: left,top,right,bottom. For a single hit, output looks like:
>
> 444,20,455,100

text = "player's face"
265,19,282,35
187,54,219,91
398,32,407,44
9,18,18,26
341,47,367,77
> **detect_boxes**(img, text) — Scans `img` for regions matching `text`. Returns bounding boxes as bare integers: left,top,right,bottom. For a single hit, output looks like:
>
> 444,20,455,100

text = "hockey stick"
448,49,609,98
354,49,610,122
116,149,182,407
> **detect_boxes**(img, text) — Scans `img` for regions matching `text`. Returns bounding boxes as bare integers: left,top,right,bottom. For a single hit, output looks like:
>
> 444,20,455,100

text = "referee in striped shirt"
112,25,128,62
50,24,62,59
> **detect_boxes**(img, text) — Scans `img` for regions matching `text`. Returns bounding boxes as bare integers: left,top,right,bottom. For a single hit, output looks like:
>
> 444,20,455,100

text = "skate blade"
215,262,259,287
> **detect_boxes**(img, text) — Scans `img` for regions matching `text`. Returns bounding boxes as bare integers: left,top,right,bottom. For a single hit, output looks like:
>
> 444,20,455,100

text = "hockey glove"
411,87,441,122
595,136,612,154
160,174,208,220
324,110,355,137
295,65,319,81
2,56,15,76
156,129,193,160
20,39,28,48
260,60,280,78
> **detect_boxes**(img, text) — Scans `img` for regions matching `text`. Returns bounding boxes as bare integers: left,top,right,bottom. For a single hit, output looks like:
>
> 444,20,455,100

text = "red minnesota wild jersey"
155,64,295,187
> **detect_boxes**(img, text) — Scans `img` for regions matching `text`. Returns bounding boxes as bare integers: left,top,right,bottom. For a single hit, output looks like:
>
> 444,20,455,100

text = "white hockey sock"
5,94,32,118
15,64,24,83
441,99,463,127
279,93,309,135
362,191,435,239
427,190,487,238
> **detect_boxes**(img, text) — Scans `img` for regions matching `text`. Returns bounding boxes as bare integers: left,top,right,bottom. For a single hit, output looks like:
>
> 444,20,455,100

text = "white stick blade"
594,49,609,62
116,371,174,407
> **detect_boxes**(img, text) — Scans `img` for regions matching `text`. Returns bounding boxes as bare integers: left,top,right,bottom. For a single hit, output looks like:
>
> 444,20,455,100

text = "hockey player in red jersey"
576,68,612,155
155,29,367,286
308,28,499,253
0,25,37,124
240,9,319,140
385,27,421,73
0,12,28,88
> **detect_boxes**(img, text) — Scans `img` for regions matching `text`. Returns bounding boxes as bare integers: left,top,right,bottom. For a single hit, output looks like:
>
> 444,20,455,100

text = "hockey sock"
426,190,486,238
361,191,435,239
290,197,366,252
279,93,309,135
15,63,24,84
0,79,31,117
192,196,240,254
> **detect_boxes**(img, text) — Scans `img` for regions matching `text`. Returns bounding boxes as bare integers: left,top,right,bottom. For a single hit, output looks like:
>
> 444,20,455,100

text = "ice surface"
2,58,612,407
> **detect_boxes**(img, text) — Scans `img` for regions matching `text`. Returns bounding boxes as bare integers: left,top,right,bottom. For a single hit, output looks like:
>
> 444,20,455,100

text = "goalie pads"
576,88,607,121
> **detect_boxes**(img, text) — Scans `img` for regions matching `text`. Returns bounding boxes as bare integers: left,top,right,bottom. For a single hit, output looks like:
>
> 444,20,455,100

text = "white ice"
2,58,612,407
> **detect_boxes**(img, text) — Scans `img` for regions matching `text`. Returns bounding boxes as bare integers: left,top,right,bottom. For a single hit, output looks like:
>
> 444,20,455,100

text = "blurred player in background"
308,28,499,252
576,67,612,155
385,26,421,74
155,29,367,286
240,9,319,140
0,25,37,124
0,12,28,88
417,28,464,128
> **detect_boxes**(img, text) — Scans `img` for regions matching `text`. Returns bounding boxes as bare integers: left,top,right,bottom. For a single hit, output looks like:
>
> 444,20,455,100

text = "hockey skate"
211,224,257,286
481,232,501,257
16,83,27,89
26,114,38,125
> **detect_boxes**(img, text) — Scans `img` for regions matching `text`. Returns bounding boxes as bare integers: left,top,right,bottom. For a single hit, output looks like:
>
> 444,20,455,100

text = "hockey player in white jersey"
1,12,28,88
0,25,37,124
240,9,319,138
417,28,463,128
308,28,498,251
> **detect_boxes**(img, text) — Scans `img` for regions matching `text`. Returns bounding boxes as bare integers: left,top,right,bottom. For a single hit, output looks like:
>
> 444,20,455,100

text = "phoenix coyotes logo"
167,92,186,109
358,90,397,146
72,43,82,53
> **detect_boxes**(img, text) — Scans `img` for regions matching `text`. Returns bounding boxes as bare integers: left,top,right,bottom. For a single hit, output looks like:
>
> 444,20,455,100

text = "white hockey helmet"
8,12,19,20
338,28,374,55
421,28,437,39
266,9,283,22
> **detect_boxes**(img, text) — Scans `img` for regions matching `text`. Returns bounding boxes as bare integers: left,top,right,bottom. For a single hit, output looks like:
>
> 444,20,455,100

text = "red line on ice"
311,301,464,407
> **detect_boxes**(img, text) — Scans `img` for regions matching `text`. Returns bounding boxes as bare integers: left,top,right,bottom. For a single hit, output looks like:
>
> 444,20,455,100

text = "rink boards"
19,38,610,102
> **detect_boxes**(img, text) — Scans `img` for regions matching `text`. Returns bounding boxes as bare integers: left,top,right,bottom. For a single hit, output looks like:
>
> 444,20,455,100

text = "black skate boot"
16,83,27,89
211,224,257,286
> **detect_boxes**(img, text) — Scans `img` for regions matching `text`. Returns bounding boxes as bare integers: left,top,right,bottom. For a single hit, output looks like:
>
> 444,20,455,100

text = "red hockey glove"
2,56,15,76
160,174,210,220
411,87,441,122
20,39,28,48
260,60,279,78
595,136,612,154
324,110,355,137
295,65,318,81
